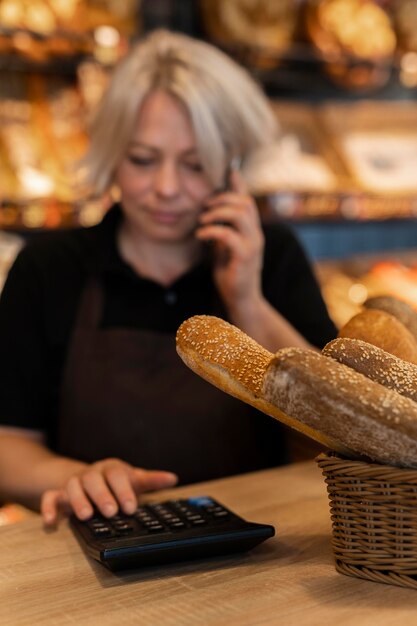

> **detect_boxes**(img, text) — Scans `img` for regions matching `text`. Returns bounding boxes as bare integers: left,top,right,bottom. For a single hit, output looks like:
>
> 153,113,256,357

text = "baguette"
264,347,417,467
176,315,353,455
323,337,417,402
176,315,417,467
338,308,417,364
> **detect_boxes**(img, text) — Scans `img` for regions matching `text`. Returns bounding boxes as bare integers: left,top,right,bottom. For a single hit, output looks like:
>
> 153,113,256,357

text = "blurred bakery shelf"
315,250,417,328
199,0,417,100
248,99,417,260
0,1,137,233
1,0,417,254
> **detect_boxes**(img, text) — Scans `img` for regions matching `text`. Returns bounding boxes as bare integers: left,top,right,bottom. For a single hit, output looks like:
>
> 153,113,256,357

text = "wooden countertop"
2,460,417,625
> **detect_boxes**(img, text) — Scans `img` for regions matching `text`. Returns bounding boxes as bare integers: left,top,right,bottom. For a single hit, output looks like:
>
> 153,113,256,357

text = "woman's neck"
117,222,203,286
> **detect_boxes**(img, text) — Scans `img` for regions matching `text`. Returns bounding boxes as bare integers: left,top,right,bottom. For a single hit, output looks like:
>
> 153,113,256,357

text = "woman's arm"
0,429,85,510
226,295,313,351
0,429,177,525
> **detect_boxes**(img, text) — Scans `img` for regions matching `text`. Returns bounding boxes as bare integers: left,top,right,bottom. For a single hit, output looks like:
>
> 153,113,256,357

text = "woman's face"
114,90,215,243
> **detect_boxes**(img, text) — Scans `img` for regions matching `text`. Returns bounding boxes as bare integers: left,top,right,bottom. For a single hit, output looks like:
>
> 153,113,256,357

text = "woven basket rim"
316,451,417,482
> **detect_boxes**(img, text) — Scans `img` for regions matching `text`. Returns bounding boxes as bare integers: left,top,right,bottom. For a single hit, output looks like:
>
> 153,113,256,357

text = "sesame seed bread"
338,308,417,365
264,347,417,467
176,315,353,455
177,315,417,468
323,337,417,402
364,295,417,342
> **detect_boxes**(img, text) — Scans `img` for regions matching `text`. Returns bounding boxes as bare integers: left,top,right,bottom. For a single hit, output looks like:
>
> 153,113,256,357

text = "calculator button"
169,521,186,529
213,511,230,518
159,514,175,521
113,522,134,531
144,520,162,528
150,504,166,513
187,497,215,507
136,515,154,523
147,524,164,532
191,518,207,526
92,527,113,537
89,521,108,529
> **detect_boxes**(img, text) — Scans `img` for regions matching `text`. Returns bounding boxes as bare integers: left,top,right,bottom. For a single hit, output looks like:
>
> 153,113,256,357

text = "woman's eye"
128,155,155,167
183,161,203,173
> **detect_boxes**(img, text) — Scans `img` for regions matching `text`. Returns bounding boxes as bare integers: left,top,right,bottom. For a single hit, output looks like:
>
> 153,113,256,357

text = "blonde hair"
83,29,279,194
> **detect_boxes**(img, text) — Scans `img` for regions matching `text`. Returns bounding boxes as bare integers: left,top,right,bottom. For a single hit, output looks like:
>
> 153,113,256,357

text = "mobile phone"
222,156,242,192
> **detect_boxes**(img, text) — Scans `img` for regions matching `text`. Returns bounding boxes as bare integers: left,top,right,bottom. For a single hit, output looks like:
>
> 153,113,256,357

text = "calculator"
70,496,275,571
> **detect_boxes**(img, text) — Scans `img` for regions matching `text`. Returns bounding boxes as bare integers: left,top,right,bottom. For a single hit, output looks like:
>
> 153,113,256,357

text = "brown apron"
56,277,287,484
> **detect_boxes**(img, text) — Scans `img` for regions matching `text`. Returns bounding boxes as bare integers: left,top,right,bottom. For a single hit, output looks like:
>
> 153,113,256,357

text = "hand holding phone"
195,159,265,310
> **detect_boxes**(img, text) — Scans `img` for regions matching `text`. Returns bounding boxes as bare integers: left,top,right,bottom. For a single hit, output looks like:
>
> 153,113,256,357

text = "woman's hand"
196,169,265,312
41,458,178,526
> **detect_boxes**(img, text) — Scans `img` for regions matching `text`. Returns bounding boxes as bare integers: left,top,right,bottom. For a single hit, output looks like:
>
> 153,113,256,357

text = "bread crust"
338,308,417,364
364,295,417,342
264,347,417,467
323,337,417,402
176,315,354,455
177,315,417,468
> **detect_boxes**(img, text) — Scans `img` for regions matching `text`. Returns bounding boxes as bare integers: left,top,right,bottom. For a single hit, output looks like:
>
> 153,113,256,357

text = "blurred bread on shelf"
394,0,417,54
318,101,417,197
243,102,346,198
305,0,396,90
0,0,135,62
243,136,338,196
339,132,417,194
249,101,417,222
200,0,298,67
316,253,417,330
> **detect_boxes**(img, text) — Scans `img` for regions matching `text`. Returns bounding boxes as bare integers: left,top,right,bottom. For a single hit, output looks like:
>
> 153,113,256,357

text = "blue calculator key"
187,496,215,507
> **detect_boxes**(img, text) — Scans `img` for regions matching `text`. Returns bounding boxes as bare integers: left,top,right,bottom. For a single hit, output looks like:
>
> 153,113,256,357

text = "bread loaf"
323,337,417,402
176,315,353,455
264,347,417,467
364,295,417,342
176,315,417,467
338,308,417,364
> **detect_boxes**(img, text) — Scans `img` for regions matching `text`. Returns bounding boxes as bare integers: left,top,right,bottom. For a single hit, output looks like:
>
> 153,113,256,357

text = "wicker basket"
316,452,417,589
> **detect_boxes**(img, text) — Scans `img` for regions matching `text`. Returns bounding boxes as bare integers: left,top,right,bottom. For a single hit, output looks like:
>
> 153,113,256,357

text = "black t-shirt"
0,204,336,434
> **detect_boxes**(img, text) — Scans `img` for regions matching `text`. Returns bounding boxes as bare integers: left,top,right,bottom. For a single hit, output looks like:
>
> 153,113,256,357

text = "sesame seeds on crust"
323,338,417,402
176,315,273,395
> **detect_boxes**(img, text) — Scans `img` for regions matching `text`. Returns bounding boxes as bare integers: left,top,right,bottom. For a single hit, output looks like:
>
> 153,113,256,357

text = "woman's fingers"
199,207,262,241
41,488,76,526
205,193,258,218
130,468,178,494
77,471,118,518
196,223,242,252
41,488,66,526
40,464,179,526
105,465,139,514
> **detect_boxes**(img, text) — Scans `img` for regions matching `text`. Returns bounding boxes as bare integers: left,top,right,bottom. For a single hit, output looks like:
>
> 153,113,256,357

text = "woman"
0,30,336,525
